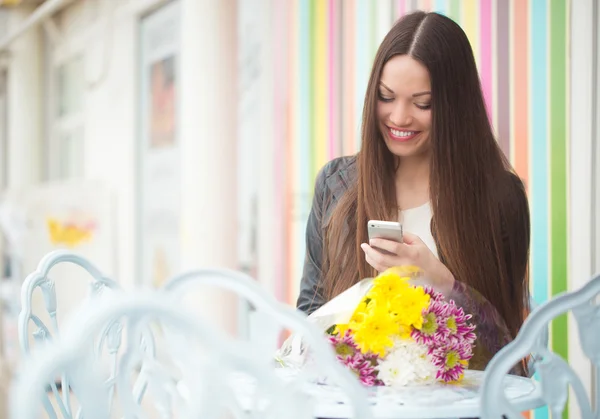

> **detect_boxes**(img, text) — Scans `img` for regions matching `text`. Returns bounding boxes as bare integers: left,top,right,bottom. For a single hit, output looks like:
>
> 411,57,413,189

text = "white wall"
43,0,184,286
50,0,241,331
39,0,150,284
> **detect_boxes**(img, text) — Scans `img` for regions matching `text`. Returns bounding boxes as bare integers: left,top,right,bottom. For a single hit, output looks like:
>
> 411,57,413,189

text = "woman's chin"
385,142,429,159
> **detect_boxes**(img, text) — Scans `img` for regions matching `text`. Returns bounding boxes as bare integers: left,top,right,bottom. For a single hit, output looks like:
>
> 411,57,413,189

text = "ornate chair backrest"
161,268,373,418
11,292,364,419
18,250,155,418
481,274,600,418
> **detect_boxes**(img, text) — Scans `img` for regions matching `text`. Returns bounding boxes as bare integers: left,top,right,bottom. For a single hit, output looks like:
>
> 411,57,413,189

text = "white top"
399,202,438,259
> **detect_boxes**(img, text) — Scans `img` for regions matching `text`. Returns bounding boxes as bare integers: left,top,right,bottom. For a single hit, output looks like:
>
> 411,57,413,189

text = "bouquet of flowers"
278,266,477,388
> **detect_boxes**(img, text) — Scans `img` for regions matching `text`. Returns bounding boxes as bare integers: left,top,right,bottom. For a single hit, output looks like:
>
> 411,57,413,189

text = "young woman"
296,11,530,372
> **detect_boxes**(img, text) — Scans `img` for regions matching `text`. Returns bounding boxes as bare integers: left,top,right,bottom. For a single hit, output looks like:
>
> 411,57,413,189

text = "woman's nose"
389,102,412,126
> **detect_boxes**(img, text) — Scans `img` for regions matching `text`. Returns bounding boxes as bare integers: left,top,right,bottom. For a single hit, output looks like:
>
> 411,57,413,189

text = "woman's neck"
395,153,431,209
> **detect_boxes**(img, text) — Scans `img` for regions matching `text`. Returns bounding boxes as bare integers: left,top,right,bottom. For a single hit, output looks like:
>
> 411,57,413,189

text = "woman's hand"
360,232,455,295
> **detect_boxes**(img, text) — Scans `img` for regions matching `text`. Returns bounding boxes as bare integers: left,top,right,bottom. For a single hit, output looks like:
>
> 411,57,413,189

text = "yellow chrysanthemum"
367,272,410,308
352,306,399,356
335,266,432,356
349,299,370,323
334,323,351,337
387,286,430,330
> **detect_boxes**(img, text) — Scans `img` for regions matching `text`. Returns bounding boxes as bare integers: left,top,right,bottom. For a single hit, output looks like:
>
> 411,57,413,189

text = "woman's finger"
361,243,382,264
364,253,382,272
368,238,402,255
401,231,422,245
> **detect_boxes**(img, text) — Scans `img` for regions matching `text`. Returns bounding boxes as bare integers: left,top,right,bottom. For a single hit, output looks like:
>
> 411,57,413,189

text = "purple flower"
423,286,444,302
329,330,382,387
431,339,474,383
411,298,450,346
413,289,477,349
329,329,359,359
444,301,477,344
409,289,477,383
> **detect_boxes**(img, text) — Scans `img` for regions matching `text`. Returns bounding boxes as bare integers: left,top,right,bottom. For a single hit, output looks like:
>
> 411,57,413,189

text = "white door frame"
569,0,597,413
592,0,599,408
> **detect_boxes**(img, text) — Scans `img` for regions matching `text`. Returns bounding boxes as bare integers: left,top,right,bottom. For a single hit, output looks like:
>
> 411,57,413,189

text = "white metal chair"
481,274,600,418
161,268,373,418
161,268,280,349
17,250,155,419
10,291,372,419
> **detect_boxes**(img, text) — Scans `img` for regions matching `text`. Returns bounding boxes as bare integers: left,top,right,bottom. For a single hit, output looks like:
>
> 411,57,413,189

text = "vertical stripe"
496,0,510,156
491,0,498,132
410,0,419,10
462,0,479,66
312,0,327,178
329,0,341,160
397,0,406,18
549,2,569,414
286,0,299,305
480,0,493,122
376,0,394,45
433,0,447,16
355,0,369,151
273,0,287,302
420,0,432,11
369,1,378,61
448,0,461,23
513,0,529,185
293,0,310,304
342,0,356,154
328,0,335,160
529,0,549,409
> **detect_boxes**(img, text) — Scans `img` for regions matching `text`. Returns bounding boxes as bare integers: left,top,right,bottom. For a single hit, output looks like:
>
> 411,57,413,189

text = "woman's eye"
415,103,431,110
377,92,394,103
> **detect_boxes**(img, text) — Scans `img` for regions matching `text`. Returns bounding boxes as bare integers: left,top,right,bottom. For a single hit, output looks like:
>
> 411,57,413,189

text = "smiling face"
376,54,432,159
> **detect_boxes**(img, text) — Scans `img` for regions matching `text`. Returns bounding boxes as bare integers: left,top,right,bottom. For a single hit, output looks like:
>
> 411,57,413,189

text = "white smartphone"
367,220,403,253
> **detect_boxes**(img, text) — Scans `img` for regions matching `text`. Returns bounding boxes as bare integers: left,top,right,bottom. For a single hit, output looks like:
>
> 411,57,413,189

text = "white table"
230,368,545,418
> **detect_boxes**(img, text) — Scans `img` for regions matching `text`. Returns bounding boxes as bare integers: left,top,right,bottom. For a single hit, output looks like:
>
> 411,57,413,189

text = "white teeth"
390,128,415,137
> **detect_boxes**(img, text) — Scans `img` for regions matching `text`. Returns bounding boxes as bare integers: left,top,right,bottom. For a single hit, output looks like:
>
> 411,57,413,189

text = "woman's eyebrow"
412,91,431,97
379,82,394,93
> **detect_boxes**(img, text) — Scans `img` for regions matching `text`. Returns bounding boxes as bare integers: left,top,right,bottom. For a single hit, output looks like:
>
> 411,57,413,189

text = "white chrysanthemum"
377,339,437,387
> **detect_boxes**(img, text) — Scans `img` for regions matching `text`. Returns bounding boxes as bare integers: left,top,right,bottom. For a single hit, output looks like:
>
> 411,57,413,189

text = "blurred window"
0,69,7,189
47,54,85,180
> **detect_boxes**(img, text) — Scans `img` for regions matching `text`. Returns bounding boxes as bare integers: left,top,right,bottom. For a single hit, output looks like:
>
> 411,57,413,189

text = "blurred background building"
0,0,597,417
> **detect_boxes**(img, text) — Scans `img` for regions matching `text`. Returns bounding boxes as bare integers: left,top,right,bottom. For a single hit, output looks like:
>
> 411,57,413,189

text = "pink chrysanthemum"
411,297,450,346
343,354,381,386
329,329,360,359
445,302,477,342
412,288,476,348
409,287,477,383
423,286,444,302
330,330,382,386
431,339,474,382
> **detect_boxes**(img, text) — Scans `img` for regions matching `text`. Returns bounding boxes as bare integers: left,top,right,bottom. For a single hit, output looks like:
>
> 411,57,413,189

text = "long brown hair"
322,11,530,339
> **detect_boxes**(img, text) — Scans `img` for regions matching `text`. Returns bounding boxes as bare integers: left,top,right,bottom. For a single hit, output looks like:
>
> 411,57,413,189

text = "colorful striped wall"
272,2,569,416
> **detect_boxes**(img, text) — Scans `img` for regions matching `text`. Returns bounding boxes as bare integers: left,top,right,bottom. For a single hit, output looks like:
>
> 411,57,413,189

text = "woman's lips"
387,127,420,142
